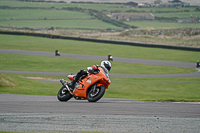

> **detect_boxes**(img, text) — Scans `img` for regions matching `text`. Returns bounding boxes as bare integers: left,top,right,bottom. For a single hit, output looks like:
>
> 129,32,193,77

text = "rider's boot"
68,77,78,91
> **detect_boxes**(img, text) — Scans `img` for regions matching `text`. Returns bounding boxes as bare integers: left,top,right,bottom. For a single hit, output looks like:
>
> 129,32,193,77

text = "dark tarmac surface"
0,94,200,133
1,94,200,117
1,48,200,132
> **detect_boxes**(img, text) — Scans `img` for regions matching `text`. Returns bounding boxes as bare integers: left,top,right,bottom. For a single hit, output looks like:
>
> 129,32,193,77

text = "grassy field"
107,77,200,101
0,0,199,30
0,20,122,29
2,9,200,29
0,73,59,96
0,0,121,8
0,35,196,75
0,9,121,29
1,3,199,48
0,34,200,101
0,9,93,20
1,73,200,102
0,0,197,12
0,0,200,102
0,53,195,74
0,0,69,8
1,19,199,29
0,34,199,62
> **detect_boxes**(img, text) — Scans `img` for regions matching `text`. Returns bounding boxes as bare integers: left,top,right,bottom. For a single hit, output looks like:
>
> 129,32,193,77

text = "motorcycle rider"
68,60,111,90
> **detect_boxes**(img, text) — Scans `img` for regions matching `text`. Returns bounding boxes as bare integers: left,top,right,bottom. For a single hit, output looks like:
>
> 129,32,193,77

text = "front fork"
92,84,97,93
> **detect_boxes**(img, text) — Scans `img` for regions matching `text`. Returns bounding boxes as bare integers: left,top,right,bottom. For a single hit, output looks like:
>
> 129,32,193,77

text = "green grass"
0,34,200,63
0,73,18,87
0,34,199,102
0,20,121,29
0,0,68,8
106,77,200,101
0,0,197,12
0,9,93,20
1,73,200,101
0,53,196,74
0,73,59,96
0,0,199,30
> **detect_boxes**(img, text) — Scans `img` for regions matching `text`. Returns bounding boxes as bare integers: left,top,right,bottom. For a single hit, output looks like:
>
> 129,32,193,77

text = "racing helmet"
101,60,111,71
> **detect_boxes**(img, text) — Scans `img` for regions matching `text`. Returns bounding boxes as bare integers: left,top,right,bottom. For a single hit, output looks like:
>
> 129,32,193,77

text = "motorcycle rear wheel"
57,86,72,102
87,86,105,102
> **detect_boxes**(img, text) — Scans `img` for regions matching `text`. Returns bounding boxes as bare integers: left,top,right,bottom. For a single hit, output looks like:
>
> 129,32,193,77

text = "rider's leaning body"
68,60,111,90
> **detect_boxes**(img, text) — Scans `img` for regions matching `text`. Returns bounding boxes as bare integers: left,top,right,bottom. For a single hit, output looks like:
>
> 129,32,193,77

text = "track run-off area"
0,48,200,133
0,48,200,77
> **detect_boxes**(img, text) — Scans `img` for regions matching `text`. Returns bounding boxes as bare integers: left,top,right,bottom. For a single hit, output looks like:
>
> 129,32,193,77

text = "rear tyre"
87,86,105,102
57,86,72,102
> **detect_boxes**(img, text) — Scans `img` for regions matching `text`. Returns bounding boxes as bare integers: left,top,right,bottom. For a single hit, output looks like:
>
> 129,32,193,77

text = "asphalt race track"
0,94,200,133
0,49,200,133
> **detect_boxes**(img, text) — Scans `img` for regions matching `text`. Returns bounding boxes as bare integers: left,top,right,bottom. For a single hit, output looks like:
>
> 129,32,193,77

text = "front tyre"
57,86,72,102
87,86,105,102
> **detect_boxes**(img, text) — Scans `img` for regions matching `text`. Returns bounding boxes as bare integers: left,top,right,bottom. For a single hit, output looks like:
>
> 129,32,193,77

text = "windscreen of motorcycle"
101,66,109,78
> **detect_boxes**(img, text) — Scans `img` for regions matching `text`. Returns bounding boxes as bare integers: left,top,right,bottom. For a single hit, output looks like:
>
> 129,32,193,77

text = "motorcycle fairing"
67,67,111,99
71,74,100,98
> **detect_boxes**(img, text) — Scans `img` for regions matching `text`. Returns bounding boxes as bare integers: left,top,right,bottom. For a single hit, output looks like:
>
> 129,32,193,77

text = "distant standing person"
108,53,113,61
196,60,199,68
55,50,60,56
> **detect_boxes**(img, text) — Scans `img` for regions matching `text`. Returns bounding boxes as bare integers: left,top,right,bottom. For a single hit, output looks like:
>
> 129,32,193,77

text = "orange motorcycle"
57,67,111,102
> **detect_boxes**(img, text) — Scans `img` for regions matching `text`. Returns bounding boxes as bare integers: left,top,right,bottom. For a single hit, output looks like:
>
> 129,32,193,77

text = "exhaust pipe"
60,79,67,86
60,79,74,95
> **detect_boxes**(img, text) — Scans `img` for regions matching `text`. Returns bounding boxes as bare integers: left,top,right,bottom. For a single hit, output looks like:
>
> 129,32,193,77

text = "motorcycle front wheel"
57,86,72,102
87,85,105,102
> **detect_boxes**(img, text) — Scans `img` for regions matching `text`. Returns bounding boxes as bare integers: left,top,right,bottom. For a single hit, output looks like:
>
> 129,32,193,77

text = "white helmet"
101,60,111,71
